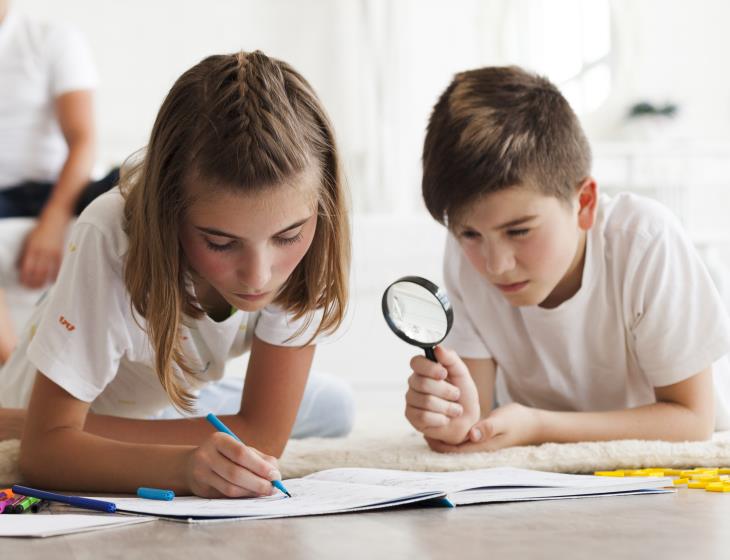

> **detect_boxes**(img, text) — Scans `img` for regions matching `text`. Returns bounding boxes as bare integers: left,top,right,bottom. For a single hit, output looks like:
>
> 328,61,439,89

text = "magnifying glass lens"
382,276,454,360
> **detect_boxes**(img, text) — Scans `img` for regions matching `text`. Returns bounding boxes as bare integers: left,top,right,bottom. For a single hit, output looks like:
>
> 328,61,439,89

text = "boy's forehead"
455,185,559,229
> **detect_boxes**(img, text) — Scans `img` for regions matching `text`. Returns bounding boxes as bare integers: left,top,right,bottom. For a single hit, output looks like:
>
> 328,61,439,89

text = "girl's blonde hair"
121,51,350,411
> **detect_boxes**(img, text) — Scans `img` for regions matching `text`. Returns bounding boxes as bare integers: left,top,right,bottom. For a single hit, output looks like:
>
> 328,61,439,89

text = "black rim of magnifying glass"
381,275,454,350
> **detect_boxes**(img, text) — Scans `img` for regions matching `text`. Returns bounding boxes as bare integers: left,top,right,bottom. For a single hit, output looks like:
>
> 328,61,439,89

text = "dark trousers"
0,167,120,219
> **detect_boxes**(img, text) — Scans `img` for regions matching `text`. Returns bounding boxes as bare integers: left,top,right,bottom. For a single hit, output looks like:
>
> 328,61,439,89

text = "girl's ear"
576,178,598,231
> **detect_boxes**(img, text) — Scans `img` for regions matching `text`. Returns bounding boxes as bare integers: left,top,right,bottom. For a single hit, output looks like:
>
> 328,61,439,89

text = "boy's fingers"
469,417,499,442
433,346,471,380
405,405,450,429
409,355,447,379
408,374,460,401
406,389,463,417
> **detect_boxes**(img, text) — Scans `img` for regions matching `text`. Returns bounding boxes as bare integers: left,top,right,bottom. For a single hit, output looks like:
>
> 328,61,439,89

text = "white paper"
0,514,154,538
304,466,674,505
93,479,445,520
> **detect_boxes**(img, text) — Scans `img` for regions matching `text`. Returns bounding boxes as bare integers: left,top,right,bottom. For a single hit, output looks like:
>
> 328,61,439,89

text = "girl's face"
453,181,596,309
179,168,320,313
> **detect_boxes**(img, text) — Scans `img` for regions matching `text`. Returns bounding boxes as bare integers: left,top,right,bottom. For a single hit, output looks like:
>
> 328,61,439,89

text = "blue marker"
205,413,292,497
11,485,116,513
137,487,175,501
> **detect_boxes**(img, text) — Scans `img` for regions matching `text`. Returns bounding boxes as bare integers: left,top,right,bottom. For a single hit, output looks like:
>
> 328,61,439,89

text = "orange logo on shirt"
59,315,76,332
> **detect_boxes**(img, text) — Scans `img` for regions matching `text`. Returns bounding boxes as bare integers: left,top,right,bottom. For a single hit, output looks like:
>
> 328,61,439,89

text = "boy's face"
453,180,597,308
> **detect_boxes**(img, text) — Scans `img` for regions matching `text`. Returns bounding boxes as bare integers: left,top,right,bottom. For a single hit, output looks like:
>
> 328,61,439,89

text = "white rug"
4,432,730,485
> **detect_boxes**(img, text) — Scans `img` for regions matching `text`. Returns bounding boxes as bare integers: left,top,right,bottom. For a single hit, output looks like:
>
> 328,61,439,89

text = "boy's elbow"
680,408,715,441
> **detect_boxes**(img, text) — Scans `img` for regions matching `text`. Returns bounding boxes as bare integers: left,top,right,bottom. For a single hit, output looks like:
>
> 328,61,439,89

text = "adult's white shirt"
0,10,98,188
443,192,730,429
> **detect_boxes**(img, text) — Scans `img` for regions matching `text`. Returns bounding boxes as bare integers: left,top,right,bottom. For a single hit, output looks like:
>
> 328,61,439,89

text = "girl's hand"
0,408,25,440
185,432,283,498
425,403,542,453
405,345,481,445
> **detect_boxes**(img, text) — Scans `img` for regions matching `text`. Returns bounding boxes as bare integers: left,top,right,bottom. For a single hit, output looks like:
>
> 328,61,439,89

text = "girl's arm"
83,336,314,457
20,373,281,495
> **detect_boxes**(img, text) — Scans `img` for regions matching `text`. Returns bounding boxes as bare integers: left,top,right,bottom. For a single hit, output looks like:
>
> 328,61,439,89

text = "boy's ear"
576,178,598,231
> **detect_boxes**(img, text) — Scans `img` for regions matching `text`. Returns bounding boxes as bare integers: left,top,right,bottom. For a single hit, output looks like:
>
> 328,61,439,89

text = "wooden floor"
2,488,728,559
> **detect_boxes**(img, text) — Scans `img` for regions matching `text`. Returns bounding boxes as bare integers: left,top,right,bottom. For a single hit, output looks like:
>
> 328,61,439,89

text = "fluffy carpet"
4,432,730,485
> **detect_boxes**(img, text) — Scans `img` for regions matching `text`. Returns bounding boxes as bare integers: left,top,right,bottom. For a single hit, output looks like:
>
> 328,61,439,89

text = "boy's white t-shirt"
0,10,98,188
0,189,324,418
443,192,730,429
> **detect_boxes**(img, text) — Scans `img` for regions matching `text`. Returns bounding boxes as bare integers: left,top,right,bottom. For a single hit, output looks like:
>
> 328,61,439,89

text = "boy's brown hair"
422,65,591,226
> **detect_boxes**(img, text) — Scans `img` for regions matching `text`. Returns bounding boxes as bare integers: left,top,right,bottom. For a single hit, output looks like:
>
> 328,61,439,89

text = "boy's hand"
405,345,480,445
425,402,542,453
185,432,282,498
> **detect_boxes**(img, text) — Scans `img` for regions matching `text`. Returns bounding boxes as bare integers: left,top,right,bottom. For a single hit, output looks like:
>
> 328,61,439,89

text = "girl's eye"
274,232,303,247
205,239,236,252
507,228,530,238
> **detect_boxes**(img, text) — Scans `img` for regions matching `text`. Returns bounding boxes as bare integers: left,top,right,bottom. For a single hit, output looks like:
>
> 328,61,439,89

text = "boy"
405,66,730,452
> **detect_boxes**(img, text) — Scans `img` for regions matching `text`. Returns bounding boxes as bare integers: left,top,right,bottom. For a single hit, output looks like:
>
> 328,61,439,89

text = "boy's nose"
483,243,514,276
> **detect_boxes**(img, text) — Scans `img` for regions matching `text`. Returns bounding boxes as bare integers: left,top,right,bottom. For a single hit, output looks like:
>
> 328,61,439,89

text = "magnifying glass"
382,276,454,362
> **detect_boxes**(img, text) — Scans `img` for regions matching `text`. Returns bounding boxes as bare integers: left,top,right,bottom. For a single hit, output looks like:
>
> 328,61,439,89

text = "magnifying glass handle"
424,347,437,362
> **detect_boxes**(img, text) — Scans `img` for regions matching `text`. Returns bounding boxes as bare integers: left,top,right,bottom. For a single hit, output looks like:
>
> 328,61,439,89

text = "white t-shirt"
443,192,730,429
0,10,98,188
0,189,324,418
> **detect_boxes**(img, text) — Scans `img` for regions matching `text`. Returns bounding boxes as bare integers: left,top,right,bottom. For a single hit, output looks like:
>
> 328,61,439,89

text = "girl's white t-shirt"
443,192,730,429
0,10,98,188
0,189,324,417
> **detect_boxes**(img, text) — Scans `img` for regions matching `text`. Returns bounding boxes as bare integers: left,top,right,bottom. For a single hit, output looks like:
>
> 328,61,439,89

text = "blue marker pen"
137,487,175,501
205,413,292,497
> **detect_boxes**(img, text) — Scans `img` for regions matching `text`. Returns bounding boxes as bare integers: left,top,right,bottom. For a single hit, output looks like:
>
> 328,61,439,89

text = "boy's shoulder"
599,192,681,247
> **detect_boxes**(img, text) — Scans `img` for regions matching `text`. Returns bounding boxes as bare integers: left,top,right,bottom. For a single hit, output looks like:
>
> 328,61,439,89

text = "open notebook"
94,467,672,521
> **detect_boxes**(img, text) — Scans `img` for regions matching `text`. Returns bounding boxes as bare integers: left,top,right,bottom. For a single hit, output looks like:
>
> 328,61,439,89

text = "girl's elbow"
17,441,46,485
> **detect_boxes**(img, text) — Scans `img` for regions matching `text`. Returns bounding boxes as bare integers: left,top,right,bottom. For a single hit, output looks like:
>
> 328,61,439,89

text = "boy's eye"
274,232,303,247
507,228,530,238
205,238,236,252
458,230,481,241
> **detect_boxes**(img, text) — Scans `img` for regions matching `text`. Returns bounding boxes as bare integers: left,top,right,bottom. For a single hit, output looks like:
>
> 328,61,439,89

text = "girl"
0,50,352,497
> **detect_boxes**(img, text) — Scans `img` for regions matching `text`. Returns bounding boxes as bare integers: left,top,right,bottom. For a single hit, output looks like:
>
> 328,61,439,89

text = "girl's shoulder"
73,187,129,260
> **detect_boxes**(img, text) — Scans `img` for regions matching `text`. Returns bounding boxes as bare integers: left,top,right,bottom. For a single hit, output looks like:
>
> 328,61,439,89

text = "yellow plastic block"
673,478,689,486
680,470,700,477
705,482,730,493
594,471,625,477
694,468,719,475
690,474,718,482
688,480,709,489
719,468,730,475
659,469,683,476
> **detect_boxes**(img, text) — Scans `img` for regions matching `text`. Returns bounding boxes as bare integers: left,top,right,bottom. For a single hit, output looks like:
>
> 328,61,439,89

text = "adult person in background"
0,0,118,362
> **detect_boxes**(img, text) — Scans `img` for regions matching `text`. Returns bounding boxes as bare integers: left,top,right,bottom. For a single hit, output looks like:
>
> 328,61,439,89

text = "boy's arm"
464,357,496,418
84,337,313,457
428,367,715,453
536,366,714,443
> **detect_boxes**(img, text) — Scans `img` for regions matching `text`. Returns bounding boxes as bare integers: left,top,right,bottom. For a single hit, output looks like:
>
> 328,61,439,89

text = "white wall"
13,0,730,211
